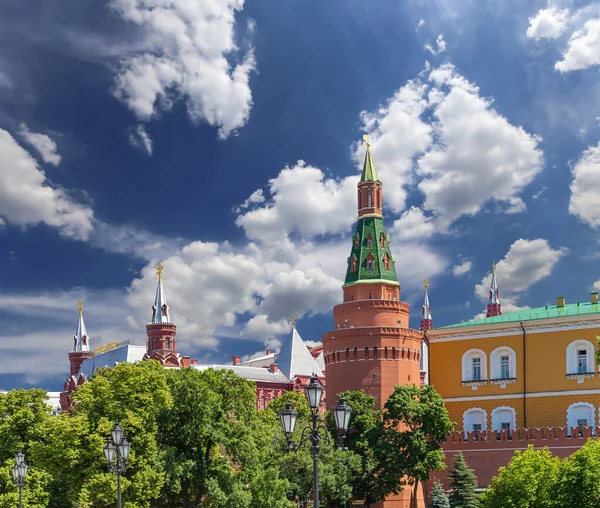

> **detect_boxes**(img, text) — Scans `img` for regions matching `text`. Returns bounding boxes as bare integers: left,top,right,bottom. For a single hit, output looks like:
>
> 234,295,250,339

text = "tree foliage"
480,446,558,508
428,480,450,508
447,452,479,508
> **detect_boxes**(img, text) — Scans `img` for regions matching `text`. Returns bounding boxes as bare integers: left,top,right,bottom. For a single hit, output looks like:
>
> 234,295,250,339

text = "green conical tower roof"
360,141,380,182
345,138,397,287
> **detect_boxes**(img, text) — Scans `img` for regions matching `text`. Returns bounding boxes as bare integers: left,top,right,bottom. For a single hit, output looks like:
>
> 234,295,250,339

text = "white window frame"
567,402,595,436
491,406,517,432
463,407,487,437
462,349,487,382
566,340,595,375
490,346,516,381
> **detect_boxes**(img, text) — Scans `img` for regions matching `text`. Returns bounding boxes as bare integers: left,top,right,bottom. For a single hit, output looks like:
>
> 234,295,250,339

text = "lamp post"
279,376,352,508
103,421,130,508
12,450,27,508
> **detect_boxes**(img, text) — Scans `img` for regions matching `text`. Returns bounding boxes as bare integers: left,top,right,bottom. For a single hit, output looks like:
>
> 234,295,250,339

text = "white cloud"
389,206,436,243
569,141,600,228
475,238,568,304
0,129,94,240
424,34,447,55
235,161,357,243
593,280,600,292
18,123,61,165
417,19,425,31
452,260,472,277
111,0,256,139
526,4,570,41
128,124,153,155
417,64,543,229
234,188,265,213
353,81,433,212
555,18,600,72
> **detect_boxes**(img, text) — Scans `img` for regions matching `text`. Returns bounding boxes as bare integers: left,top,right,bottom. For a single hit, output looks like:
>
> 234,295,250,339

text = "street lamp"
104,421,130,508
279,376,352,508
12,450,27,508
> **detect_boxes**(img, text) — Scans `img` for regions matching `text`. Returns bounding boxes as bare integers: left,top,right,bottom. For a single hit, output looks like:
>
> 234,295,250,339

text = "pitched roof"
277,327,324,380
192,364,291,384
344,217,398,286
439,301,600,329
78,343,147,378
74,302,90,352
360,144,379,182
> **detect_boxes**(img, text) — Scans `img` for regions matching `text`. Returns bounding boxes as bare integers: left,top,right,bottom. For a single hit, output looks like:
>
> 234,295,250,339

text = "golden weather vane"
291,315,296,328
78,299,83,317
424,279,429,289
362,134,370,148
156,263,164,283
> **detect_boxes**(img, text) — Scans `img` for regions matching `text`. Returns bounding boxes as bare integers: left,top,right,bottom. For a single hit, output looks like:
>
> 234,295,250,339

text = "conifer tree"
448,452,479,508
429,480,450,508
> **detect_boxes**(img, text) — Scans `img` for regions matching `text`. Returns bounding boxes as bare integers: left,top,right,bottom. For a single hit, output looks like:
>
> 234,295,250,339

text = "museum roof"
439,299,600,329
192,364,291,384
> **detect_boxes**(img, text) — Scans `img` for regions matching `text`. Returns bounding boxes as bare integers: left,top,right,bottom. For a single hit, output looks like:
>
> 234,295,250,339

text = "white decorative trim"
566,373,595,384
463,407,487,434
490,378,517,389
462,380,488,390
445,388,600,403
462,349,487,383
491,406,517,431
490,346,516,381
343,279,400,287
566,339,596,377
430,319,600,343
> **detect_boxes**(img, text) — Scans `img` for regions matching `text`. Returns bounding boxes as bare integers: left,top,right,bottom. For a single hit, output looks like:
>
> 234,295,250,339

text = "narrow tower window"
354,234,359,249
472,357,482,381
367,233,372,247
367,258,373,270
368,189,372,207
383,254,390,271
578,350,587,373
351,255,357,272
500,355,510,378
380,233,386,248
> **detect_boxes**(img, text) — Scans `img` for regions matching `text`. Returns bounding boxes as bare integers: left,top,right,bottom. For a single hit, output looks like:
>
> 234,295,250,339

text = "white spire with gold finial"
73,300,90,352
486,260,502,317
151,263,171,324
420,280,433,331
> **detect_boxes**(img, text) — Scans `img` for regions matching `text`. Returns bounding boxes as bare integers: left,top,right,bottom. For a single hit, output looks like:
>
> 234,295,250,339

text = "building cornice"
429,317,600,343
343,279,400,287
444,387,600,402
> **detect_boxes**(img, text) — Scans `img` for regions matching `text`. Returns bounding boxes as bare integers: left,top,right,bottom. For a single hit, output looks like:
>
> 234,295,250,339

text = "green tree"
479,446,558,508
447,452,479,508
156,367,290,507
429,480,450,508
375,384,454,508
325,390,386,506
555,438,600,507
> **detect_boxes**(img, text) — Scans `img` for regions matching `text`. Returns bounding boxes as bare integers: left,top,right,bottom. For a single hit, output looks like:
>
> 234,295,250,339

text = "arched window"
383,254,391,271
152,305,157,320
384,347,389,360
354,234,360,249
351,255,357,272
392,347,396,360
462,349,487,382
490,346,516,380
491,406,517,433
260,397,266,410
166,338,171,349
345,348,350,361
161,304,168,317
567,402,595,436
350,294,355,301
368,189,372,207
566,340,595,375
380,233,386,248
353,347,358,361
463,408,487,439
366,253,374,270
365,347,370,360
368,292,372,299
366,233,373,247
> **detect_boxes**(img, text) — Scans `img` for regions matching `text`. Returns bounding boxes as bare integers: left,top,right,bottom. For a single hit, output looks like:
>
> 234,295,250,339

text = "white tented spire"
277,317,324,380
151,263,171,324
74,300,90,352
489,261,500,305
422,280,432,320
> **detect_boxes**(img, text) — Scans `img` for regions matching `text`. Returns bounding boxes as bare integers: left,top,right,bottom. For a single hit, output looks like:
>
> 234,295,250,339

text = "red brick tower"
322,138,422,411
145,263,190,368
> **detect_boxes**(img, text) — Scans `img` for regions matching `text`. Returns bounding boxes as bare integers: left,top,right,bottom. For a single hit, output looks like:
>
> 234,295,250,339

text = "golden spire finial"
291,315,296,328
424,279,429,289
156,263,164,283
492,260,496,274
78,299,83,317
363,133,370,148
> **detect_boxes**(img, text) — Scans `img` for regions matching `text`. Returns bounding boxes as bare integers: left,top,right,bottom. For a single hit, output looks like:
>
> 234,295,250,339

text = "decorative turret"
145,264,190,368
68,300,93,377
420,280,433,331
357,134,383,220
486,261,502,318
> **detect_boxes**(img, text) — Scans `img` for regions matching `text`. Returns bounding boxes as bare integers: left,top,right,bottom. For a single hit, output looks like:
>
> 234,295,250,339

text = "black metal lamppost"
279,376,353,508
103,422,131,508
12,450,27,508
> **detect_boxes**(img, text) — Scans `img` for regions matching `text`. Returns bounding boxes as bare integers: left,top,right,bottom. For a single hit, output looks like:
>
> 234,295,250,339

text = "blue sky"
1,0,600,391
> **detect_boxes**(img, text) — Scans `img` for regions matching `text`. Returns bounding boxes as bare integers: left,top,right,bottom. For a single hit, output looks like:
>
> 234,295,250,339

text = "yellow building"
429,290,600,434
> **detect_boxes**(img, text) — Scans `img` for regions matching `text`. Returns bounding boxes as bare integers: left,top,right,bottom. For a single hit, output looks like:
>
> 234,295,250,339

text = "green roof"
360,145,380,182
439,301,600,329
344,216,398,286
